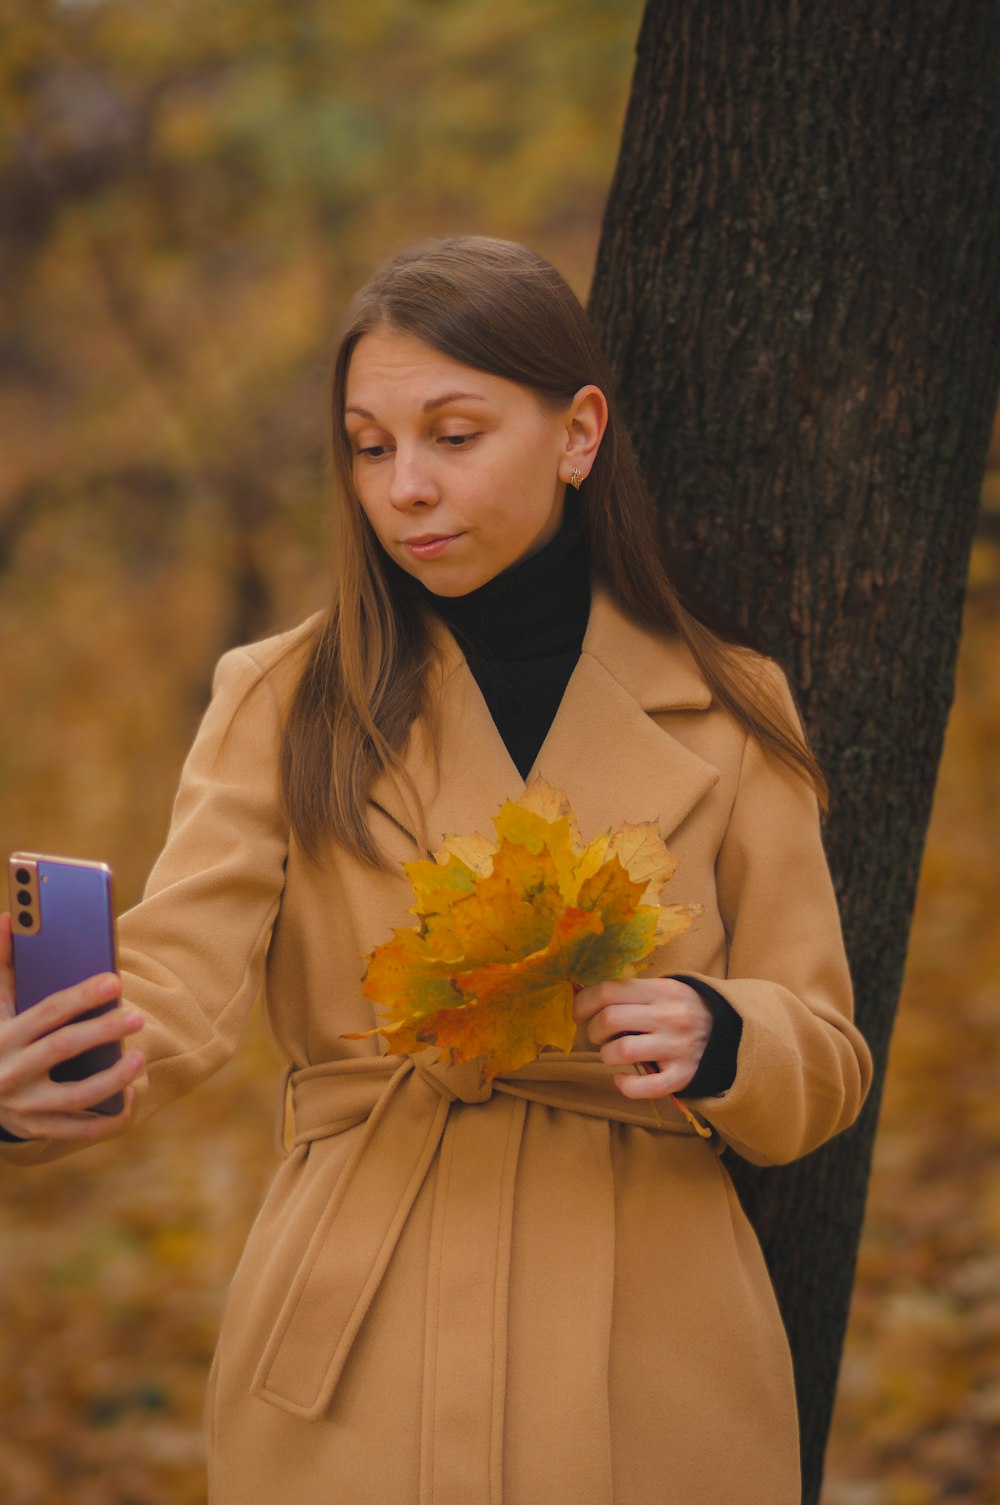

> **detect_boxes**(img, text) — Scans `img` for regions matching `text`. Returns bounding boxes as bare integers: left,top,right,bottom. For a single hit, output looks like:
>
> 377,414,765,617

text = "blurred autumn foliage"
1,3,998,1502
0,0,635,902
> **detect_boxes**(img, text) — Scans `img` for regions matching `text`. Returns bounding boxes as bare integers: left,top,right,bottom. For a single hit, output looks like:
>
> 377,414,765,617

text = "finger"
26,1007,144,1079
614,1063,696,1099
0,913,13,1018
573,979,644,1023
574,977,698,1025
26,1048,145,1118
9,1086,137,1144
1,1017,143,1111
599,1031,695,1069
0,1003,141,1103
585,1002,673,1046
4,972,121,1048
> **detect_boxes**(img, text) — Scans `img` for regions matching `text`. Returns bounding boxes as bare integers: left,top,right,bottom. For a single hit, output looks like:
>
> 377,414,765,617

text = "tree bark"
588,3,1000,1498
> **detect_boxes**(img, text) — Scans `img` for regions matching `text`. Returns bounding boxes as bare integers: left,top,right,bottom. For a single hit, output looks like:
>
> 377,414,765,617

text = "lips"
402,533,461,559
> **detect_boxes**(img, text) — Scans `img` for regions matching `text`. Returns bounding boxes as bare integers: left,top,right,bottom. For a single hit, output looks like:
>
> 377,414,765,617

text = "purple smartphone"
8,852,124,1115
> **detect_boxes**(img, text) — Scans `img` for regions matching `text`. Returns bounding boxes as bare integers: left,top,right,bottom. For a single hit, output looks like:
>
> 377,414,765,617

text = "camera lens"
17,911,32,929
15,868,30,885
17,889,31,906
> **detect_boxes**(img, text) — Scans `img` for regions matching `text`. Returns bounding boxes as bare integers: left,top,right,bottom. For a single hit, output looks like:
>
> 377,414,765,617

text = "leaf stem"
635,1062,713,1138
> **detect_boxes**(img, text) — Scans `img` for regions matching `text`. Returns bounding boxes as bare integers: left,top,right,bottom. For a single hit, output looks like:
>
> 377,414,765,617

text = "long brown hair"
282,236,827,868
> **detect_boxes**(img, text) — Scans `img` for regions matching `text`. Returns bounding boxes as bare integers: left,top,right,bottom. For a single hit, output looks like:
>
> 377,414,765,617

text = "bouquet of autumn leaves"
347,778,707,1127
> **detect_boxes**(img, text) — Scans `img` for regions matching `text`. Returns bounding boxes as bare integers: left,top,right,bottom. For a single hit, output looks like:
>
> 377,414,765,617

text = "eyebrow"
345,391,489,420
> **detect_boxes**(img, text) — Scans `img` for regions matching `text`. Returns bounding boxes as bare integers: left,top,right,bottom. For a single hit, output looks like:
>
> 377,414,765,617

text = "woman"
0,237,872,1504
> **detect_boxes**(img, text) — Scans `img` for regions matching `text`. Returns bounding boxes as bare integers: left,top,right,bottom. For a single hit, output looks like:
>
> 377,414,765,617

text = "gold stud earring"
569,468,584,490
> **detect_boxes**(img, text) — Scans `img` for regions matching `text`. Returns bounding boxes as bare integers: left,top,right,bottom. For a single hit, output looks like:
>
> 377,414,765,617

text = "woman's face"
344,327,600,597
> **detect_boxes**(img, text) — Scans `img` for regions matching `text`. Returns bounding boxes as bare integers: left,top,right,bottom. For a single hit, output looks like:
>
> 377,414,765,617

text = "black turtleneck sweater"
405,502,591,779
399,504,742,1101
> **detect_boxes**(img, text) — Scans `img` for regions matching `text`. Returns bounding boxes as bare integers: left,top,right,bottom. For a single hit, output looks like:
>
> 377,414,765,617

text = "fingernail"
125,1011,144,1028
128,1051,144,1069
98,975,120,999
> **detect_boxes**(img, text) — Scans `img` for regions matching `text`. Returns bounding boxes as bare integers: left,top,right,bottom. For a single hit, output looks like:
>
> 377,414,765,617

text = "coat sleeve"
0,645,290,1168
678,662,873,1166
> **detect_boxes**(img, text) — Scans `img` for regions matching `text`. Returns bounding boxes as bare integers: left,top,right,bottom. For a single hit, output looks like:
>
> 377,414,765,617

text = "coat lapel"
365,633,525,861
528,582,720,842
366,581,720,857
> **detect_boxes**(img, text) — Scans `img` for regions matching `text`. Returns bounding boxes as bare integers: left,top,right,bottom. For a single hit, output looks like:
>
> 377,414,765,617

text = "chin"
418,575,485,598
399,558,498,597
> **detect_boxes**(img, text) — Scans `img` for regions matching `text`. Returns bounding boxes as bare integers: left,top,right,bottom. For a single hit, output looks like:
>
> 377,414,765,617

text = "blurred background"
1,3,998,1501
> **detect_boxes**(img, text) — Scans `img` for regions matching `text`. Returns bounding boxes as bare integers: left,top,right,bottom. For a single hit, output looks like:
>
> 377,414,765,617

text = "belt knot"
413,1052,493,1104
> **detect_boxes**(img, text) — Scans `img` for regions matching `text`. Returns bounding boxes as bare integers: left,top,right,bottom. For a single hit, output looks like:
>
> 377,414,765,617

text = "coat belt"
251,1052,711,1502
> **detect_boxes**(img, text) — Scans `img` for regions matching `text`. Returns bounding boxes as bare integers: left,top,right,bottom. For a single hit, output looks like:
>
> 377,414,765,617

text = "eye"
438,432,481,448
353,444,391,461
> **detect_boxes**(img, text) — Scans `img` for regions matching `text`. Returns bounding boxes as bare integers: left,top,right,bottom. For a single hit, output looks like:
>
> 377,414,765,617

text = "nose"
387,443,439,511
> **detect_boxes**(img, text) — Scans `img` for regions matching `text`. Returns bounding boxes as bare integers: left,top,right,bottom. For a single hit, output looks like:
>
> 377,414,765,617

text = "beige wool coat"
3,581,873,1505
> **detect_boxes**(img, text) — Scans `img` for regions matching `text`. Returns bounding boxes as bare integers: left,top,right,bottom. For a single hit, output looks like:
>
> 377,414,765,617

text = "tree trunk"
588,3,1000,1499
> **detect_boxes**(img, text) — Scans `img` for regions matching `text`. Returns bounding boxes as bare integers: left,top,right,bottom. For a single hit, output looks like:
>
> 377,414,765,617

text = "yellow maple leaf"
346,778,703,1089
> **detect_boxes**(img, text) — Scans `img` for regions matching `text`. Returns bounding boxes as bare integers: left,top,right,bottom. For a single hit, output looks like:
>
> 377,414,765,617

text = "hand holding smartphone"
7,853,127,1115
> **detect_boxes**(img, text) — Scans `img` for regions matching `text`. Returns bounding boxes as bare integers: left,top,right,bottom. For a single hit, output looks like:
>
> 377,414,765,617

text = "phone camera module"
14,868,30,886
17,911,32,929
16,889,31,906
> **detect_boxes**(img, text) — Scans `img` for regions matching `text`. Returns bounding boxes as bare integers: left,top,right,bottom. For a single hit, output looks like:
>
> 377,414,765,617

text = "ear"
558,385,609,488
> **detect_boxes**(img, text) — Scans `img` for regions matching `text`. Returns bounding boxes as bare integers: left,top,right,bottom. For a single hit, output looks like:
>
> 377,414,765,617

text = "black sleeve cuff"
669,974,743,1099
0,1124,27,1143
